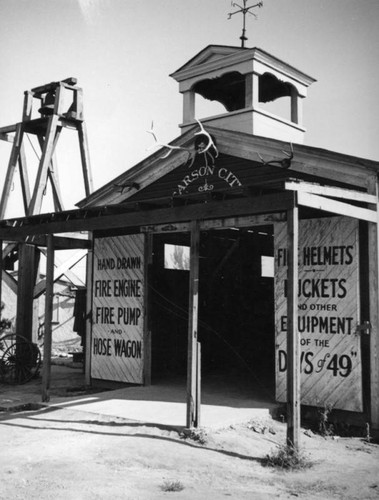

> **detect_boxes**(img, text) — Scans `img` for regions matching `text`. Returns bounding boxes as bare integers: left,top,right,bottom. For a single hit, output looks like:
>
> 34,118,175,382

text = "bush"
264,443,313,470
160,480,185,492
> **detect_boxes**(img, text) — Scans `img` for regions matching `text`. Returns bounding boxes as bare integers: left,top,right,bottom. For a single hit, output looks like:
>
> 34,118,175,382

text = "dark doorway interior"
150,226,275,399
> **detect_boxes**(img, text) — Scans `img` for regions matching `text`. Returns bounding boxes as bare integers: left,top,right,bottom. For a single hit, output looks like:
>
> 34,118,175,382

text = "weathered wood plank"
18,143,31,213
0,192,294,238
297,191,377,223
77,122,93,196
85,235,93,386
286,193,300,449
368,178,379,431
28,115,60,215
211,126,378,188
16,244,38,342
285,181,377,204
143,233,153,386
187,220,200,428
0,123,24,219
42,235,54,402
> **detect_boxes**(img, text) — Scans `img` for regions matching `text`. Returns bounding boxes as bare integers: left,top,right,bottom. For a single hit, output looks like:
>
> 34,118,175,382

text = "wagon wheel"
0,334,41,384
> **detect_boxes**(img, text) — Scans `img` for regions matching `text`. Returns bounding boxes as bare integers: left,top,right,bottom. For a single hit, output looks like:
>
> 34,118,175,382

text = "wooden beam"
36,129,64,213
47,155,64,212
15,244,38,342
22,91,33,121
297,191,377,223
0,124,17,135
2,270,18,294
77,121,93,196
285,180,377,205
0,192,294,239
84,235,93,386
211,126,377,189
38,248,85,288
33,251,86,298
28,115,61,215
0,123,24,219
286,192,300,449
143,233,153,386
0,240,2,319
42,234,55,402
18,143,31,213
187,220,200,428
368,178,379,431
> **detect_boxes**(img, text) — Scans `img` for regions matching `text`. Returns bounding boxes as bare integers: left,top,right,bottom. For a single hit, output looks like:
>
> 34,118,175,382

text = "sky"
0,0,378,218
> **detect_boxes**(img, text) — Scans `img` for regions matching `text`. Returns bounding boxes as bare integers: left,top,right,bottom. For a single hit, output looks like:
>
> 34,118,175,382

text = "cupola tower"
170,45,316,144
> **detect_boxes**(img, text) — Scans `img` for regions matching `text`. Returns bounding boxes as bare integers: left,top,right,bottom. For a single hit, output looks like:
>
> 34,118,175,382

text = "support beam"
18,143,31,213
0,192,294,239
143,233,153,386
28,115,61,215
33,250,85,298
84,236,93,386
0,123,24,219
297,191,377,223
15,244,38,342
77,121,93,197
2,270,17,295
285,181,377,205
368,178,379,432
286,192,300,449
42,234,55,402
187,220,200,428
0,239,2,318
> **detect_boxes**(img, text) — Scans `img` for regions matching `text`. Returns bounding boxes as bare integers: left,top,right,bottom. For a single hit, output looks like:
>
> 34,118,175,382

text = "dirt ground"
0,404,378,500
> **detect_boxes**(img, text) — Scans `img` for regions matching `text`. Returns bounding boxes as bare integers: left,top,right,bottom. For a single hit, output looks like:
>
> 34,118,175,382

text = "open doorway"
150,226,276,402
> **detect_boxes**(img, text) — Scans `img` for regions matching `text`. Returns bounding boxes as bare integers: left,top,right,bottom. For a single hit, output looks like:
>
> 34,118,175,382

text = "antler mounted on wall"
146,122,191,159
146,119,219,168
257,143,293,169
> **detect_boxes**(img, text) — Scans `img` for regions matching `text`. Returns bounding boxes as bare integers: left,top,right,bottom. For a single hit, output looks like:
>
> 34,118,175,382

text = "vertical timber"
84,234,93,386
368,176,379,432
16,244,38,342
287,192,300,448
42,235,55,402
187,220,200,428
0,239,2,320
143,233,153,386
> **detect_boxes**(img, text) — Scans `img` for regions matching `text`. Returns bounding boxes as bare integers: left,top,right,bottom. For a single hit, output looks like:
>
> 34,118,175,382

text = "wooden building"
1,45,379,442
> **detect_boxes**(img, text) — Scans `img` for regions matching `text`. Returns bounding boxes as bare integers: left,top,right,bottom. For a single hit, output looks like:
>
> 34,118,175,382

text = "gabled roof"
77,126,379,209
170,45,245,75
170,44,316,87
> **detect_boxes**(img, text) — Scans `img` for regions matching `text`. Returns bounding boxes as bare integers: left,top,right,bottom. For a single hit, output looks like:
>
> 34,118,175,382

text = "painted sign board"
274,217,363,412
91,234,145,383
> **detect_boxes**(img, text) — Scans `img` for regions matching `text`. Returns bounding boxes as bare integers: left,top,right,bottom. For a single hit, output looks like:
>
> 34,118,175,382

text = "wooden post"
42,234,54,402
143,233,153,386
368,177,379,432
187,220,200,428
84,235,93,386
16,244,38,342
196,341,201,427
28,115,60,215
0,239,2,318
287,192,300,449
77,121,93,197
0,123,24,219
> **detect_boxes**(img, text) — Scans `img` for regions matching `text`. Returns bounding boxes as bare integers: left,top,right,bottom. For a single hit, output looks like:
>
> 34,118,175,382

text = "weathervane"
228,1,263,48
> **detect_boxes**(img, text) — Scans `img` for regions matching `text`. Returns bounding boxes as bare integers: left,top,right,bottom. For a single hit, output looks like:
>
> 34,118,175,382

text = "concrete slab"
49,378,279,429
1,362,280,429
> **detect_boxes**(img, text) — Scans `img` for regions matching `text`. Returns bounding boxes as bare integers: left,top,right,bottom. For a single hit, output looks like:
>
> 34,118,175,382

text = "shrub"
264,443,313,470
